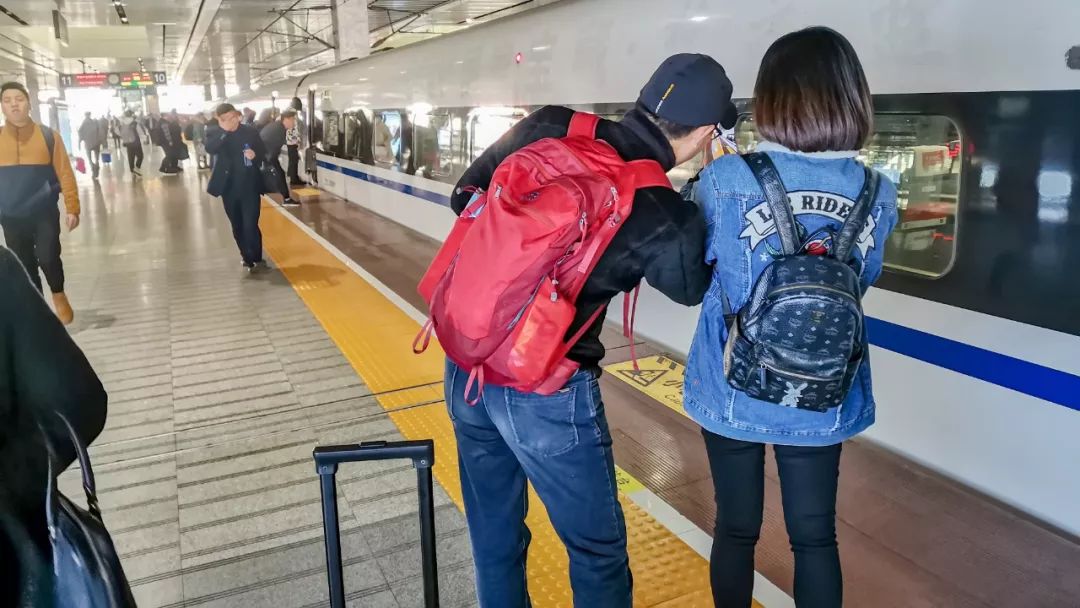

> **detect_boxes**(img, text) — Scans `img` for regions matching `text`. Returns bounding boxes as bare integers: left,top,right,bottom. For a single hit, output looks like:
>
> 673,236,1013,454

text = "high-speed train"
226,0,1080,535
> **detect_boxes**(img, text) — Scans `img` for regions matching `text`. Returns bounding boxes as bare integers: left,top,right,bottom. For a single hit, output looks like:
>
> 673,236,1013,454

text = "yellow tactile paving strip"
259,202,722,607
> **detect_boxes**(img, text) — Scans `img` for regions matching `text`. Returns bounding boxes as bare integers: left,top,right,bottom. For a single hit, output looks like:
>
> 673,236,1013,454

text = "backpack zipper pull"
550,279,559,302
759,363,767,387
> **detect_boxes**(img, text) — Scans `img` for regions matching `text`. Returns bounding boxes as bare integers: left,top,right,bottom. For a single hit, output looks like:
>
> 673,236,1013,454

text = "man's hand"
243,148,256,162
66,213,80,232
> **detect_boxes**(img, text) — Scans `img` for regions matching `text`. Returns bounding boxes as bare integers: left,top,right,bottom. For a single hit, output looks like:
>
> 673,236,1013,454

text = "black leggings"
702,429,843,608
287,144,302,184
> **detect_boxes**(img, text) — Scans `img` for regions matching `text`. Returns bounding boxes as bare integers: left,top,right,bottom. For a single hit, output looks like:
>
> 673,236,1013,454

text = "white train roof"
230,0,1080,110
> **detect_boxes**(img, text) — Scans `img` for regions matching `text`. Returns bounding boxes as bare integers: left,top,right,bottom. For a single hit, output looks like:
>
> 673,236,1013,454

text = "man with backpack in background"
420,55,738,607
0,82,81,324
286,97,307,186
260,108,301,206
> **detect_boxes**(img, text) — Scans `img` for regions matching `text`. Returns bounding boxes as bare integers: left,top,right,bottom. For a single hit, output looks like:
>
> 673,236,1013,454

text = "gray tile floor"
39,160,477,607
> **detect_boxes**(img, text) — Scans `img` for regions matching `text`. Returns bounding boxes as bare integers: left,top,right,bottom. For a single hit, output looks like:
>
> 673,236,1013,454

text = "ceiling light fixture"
114,1,129,24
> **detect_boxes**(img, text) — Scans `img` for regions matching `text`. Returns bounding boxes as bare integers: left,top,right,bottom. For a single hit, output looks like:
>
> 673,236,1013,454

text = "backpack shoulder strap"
833,165,880,262
624,159,671,190
39,125,55,164
567,112,600,140
744,152,799,256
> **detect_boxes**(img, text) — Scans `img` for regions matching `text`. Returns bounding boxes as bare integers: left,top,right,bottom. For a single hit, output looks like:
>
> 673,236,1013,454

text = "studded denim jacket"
683,143,899,446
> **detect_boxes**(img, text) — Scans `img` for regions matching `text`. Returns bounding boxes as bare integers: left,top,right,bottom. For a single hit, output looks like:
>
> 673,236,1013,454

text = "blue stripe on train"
317,158,1080,413
317,160,452,207
865,318,1079,412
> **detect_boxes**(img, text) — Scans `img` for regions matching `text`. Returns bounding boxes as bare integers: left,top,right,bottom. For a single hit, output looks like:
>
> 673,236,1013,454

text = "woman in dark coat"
0,245,107,606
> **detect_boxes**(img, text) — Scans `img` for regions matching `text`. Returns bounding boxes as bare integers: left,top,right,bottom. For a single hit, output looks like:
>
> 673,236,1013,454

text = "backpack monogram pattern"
723,153,879,413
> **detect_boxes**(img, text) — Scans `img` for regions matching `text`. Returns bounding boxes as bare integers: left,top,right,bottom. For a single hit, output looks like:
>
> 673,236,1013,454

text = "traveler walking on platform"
108,116,121,152
428,55,738,608
206,103,268,271
0,82,81,324
260,108,300,206
0,244,110,605
683,28,898,608
77,112,102,179
286,97,306,186
119,110,145,176
190,114,209,169
160,112,187,174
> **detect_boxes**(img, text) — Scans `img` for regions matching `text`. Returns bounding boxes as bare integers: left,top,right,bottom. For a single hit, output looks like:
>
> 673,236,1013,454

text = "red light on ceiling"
514,52,523,64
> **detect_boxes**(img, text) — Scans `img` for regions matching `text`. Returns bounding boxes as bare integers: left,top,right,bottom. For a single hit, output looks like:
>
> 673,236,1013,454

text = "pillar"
331,0,370,63
234,49,252,93
22,65,41,122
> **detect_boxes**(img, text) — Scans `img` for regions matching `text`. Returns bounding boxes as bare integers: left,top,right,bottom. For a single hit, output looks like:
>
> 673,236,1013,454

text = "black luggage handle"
314,440,440,608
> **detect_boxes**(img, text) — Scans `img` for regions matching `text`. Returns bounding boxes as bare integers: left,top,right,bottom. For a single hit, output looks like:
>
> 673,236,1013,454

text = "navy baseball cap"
638,53,738,129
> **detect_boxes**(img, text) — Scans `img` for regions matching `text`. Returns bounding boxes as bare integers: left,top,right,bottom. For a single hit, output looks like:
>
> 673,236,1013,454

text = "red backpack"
413,113,670,402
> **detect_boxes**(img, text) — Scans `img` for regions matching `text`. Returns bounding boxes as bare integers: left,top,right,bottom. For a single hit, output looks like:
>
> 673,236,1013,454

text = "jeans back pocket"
506,387,579,457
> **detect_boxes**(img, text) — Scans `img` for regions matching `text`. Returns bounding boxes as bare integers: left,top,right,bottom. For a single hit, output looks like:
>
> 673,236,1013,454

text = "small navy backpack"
724,152,880,413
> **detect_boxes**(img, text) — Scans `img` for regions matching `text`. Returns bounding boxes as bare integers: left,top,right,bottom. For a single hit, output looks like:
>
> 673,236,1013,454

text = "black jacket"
206,124,267,199
260,120,287,160
452,105,711,370
0,246,107,602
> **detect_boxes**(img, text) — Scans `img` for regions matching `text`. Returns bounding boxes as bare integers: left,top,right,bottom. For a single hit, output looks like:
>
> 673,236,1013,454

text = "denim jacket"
684,142,899,446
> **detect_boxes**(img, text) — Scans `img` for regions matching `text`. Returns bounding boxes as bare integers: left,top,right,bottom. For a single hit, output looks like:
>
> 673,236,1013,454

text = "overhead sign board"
60,71,167,90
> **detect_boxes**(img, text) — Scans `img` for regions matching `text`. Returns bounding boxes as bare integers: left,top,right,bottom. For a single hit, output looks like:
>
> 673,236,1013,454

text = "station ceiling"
0,0,556,92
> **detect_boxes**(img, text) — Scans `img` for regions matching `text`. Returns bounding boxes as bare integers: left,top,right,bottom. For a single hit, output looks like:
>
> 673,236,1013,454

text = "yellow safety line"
605,355,691,420
259,203,723,607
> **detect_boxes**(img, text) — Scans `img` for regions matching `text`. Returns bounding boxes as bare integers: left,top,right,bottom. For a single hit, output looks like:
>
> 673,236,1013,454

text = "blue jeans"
445,360,631,608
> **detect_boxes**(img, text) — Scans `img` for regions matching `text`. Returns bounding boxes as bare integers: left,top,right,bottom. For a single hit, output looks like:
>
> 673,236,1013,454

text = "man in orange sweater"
0,82,80,324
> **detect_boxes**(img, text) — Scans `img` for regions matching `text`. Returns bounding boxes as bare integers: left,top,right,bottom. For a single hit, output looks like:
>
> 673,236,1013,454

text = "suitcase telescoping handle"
314,440,440,608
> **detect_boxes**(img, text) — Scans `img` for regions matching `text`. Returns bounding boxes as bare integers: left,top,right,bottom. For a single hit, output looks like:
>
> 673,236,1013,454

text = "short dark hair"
754,27,873,152
0,81,28,100
214,103,238,117
635,103,698,140
281,109,297,120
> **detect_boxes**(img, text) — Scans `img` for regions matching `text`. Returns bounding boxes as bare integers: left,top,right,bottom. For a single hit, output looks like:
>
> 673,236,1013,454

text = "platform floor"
41,159,477,607
14,151,1077,608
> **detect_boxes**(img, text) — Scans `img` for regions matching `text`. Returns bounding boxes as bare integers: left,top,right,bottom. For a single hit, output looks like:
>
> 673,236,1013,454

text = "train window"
413,111,457,179
734,114,962,278
374,110,408,168
342,112,361,160
323,111,340,149
344,109,374,164
468,107,527,163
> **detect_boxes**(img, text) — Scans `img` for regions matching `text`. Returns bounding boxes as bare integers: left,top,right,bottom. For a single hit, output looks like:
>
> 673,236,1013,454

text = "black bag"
260,160,285,196
2,413,137,607
314,440,439,608
724,153,879,413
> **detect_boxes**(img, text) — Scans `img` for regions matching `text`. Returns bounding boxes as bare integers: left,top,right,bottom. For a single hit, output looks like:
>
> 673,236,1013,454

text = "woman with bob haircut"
684,27,898,607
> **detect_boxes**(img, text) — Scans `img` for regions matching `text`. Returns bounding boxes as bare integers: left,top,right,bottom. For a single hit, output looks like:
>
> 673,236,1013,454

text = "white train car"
228,0,1080,535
